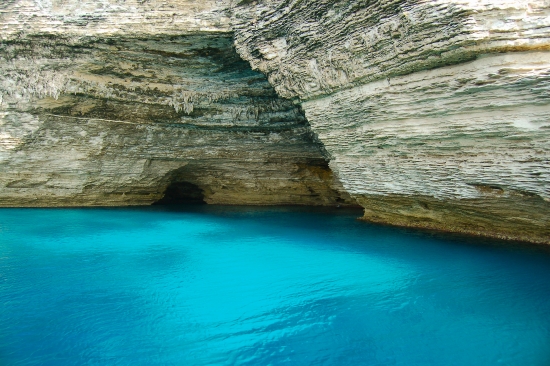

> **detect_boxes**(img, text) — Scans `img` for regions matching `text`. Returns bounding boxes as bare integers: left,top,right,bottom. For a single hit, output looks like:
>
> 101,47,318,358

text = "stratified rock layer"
1,0,549,243
232,0,550,243
0,1,354,206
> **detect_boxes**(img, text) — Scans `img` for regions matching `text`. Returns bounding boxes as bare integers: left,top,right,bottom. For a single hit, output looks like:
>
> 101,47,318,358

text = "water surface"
1,206,549,365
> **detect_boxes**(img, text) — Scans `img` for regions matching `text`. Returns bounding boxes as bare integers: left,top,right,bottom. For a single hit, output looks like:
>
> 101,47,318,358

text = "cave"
154,181,206,205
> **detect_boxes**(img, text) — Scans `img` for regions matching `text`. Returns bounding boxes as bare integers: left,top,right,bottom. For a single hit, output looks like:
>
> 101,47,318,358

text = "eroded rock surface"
1,0,549,243
0,1,353,206
232,0,550,243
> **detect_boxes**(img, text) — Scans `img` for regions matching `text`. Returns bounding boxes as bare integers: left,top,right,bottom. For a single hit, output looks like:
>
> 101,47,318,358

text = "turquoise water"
1,206,549,366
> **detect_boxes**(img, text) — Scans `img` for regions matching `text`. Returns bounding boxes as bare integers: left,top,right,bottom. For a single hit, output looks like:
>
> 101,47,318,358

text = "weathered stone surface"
0,0,231,38
232,0,550,243
1,0,549,243
0,4,354,207
233,0,550,100
303,53,550,201
356,195,550,244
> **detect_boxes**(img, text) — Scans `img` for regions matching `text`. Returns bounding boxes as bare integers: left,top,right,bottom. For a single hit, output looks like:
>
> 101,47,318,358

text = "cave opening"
154,181,206,205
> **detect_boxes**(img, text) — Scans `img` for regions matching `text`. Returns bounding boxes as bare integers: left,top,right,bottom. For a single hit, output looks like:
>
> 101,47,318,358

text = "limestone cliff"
0,1,353,206
232,0,550,243
1,1,549,243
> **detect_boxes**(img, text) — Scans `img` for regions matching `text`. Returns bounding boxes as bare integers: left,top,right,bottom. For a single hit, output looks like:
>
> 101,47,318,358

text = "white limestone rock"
233,0,550,242
0,3,353,207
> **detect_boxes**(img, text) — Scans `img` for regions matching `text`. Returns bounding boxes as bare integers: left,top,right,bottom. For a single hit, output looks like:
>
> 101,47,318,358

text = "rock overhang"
230,0,550,243
1,0,549,243
0,1,355,207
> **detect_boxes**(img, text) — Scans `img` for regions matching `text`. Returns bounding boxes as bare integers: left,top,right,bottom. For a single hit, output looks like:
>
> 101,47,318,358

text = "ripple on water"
0,206,549,365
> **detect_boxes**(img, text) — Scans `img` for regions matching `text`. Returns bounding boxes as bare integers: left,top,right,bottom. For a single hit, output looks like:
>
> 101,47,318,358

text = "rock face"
0,1,354,206
232,0,550,243
2,0,549,243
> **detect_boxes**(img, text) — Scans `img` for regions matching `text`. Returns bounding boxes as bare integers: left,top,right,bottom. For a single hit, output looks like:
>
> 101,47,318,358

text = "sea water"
0,206,549,365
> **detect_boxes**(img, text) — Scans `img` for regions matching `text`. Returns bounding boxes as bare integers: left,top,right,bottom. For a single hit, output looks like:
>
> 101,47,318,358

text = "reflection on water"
0,206,549,365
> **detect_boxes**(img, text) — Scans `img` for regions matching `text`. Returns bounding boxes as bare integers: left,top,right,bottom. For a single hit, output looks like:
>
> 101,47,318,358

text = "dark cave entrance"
154,181,206,205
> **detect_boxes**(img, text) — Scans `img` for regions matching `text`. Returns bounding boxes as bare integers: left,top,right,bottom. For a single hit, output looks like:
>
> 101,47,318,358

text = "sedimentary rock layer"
1,0,549,243
233,0,550,101
356,194,550,244
1,0,231,37
232,0,550,243
0,1,353,207
303,53,550,201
